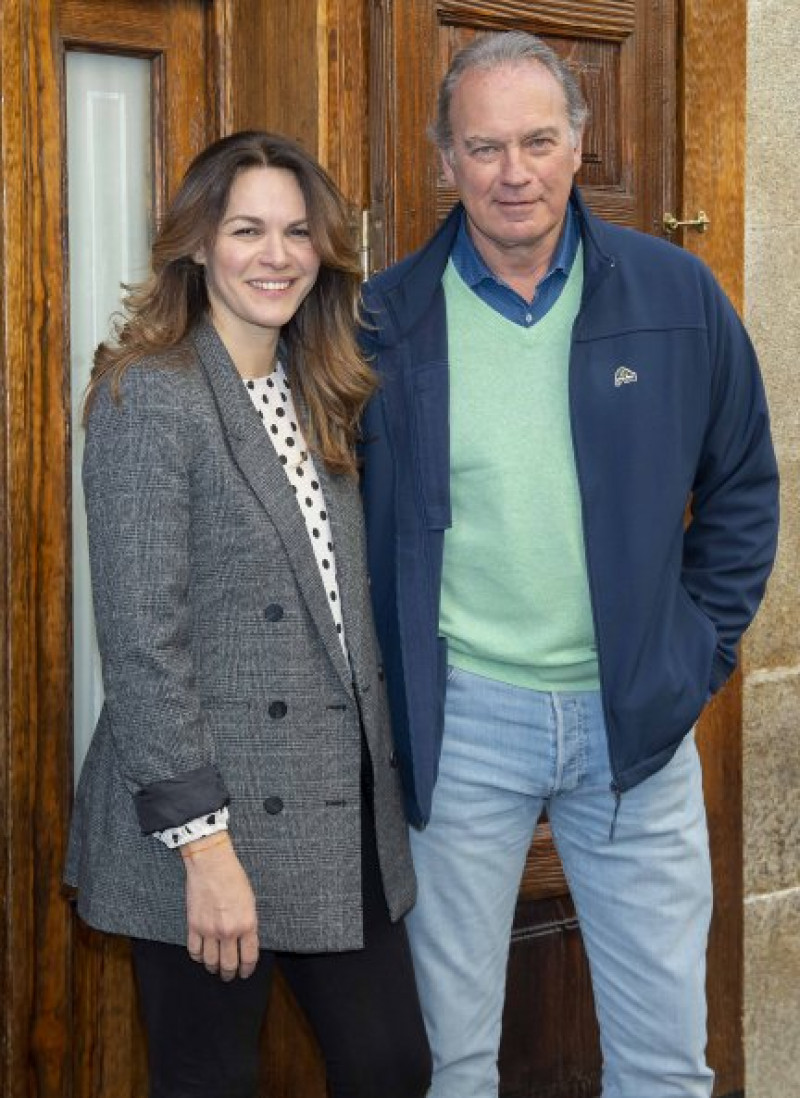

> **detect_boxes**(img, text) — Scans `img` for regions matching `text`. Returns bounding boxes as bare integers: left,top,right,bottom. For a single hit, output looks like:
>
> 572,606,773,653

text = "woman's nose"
257,233,289,266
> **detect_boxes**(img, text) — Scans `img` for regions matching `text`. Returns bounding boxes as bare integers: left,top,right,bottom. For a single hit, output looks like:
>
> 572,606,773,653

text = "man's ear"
572,131,584,176
440,149,457,187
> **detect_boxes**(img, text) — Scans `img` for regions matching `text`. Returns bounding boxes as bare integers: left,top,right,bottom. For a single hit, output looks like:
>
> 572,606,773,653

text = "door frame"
679,3,748,1090
0,0,747,1093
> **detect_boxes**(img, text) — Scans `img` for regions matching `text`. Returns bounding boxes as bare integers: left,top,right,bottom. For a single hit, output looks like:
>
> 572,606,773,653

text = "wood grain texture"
439,0,635,39
680,0,745,307
501,897,601,1096
321,0,369,207
682,2,746,1092
1,2,73,1094
223,0,320,156
519,821,570,901
71,926,148,1098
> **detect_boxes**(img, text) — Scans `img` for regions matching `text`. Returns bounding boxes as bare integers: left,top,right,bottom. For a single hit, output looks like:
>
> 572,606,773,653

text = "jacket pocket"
614,580,719,772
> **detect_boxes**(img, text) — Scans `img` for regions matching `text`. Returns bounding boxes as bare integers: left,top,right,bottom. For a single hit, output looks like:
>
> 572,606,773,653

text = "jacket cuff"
134,766,230,834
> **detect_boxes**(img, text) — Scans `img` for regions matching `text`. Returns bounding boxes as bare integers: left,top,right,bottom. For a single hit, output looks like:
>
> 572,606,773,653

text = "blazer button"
389,750,399,769
264,604,284,622
268,700,287,719
377,665,385,682
263,796,284,815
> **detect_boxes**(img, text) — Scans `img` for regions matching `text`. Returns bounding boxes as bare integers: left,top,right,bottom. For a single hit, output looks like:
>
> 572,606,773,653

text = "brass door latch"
662,210,711,235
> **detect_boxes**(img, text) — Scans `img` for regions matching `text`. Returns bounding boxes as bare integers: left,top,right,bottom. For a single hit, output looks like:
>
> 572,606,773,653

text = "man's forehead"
450,62,569,121
453,59,562,94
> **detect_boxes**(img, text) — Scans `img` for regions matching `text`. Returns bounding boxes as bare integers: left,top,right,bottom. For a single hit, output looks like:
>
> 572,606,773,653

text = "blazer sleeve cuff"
133,766,230,834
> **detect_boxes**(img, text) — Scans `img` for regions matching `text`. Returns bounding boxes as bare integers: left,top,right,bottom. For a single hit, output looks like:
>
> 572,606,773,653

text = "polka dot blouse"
154,358,347,850
243,360,347,650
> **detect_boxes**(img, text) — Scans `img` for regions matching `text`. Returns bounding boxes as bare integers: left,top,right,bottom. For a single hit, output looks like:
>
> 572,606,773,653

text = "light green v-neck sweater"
439,247,600,691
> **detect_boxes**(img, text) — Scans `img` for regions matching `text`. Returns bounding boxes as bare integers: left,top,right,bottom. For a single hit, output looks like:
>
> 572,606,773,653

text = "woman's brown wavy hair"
84,130,372,475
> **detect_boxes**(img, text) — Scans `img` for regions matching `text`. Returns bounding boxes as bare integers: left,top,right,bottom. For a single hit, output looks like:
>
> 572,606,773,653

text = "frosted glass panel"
67,53,153,775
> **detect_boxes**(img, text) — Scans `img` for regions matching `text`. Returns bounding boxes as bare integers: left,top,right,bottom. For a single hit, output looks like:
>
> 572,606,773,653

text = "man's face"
442,61,582,270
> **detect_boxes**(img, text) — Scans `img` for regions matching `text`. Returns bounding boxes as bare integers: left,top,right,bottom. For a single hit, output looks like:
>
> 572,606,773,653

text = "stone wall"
743,2,800,1094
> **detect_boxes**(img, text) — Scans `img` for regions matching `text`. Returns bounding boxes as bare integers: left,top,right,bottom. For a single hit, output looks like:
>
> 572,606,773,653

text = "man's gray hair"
432,31,588,154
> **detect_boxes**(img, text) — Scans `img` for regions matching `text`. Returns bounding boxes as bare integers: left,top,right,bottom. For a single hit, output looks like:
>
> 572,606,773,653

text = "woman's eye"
289,226,312,239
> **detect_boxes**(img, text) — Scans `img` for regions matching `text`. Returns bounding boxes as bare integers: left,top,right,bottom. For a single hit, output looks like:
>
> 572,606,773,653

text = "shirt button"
525,312,533,325
268,701,287,719
264,604,284,622
263,796,284,815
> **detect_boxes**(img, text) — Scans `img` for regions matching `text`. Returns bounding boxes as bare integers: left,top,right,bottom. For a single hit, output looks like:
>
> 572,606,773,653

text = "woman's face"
196,165,321,353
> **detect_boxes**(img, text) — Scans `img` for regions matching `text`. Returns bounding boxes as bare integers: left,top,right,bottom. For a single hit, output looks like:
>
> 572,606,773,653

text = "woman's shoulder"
90,337,209,414
83,339,221,464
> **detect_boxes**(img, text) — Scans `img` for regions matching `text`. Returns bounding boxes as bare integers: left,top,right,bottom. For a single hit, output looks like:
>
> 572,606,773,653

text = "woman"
65,131,430,1098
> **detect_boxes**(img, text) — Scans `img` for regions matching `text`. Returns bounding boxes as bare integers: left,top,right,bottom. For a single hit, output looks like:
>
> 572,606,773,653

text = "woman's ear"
193,247,206,266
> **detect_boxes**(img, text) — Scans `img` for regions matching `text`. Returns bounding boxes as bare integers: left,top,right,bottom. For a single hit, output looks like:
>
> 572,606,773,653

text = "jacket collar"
364,185,615,346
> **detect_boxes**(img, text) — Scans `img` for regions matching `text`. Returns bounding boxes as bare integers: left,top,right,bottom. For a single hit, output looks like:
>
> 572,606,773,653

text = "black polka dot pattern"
153,805,230,849
244,362,346,651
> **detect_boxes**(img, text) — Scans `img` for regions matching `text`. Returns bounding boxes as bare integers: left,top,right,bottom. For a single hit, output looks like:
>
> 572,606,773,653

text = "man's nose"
499,147,530,185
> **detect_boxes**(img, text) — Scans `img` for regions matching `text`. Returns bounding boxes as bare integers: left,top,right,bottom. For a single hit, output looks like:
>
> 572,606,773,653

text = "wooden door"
368,3,743,1096
0,0,746,1094
1,3,216,1094
0,0,329,1094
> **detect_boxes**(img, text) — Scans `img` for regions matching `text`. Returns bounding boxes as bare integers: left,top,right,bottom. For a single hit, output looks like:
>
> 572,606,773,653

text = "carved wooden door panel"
370,0,676,268
369,3,742,1096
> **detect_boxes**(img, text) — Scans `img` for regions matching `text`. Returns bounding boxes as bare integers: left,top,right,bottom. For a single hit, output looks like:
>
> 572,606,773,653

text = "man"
360,30,778,1098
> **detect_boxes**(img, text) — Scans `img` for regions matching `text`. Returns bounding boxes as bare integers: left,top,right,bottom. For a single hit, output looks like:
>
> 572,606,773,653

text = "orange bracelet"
180,834,231,859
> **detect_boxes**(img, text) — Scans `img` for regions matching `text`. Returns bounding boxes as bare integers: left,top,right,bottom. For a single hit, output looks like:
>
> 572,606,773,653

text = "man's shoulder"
596,216,697,263
364,243,431,300
363,205,461,306
592,214,706,274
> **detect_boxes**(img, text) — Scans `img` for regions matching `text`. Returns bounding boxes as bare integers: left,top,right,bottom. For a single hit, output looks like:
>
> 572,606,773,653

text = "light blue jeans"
407,667,714,1098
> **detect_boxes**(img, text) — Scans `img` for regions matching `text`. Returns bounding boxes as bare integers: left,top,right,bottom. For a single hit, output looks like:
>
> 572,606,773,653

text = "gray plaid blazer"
65,322,416,952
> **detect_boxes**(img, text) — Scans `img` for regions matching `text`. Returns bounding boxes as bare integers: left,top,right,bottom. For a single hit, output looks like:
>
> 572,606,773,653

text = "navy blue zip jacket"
360,188,779,828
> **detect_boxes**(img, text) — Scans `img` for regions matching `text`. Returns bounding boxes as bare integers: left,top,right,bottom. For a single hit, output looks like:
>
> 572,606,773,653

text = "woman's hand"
182,834,260,981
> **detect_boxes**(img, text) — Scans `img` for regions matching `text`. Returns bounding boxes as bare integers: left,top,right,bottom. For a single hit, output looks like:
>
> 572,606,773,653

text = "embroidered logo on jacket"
614,366,638,387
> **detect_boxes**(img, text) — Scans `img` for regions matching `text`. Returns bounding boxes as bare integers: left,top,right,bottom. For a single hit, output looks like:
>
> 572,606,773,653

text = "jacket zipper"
567,254,624,838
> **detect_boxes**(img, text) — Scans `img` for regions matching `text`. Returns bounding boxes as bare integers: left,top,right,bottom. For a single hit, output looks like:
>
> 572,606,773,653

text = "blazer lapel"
191,322,354,693
314,461,367,676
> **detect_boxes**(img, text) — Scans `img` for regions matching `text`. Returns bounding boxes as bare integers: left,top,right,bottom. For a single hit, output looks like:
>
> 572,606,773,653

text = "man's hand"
181,834,260,981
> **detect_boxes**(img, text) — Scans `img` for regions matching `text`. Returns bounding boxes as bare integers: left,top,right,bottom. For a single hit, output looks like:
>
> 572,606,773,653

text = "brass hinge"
356,207,386,279
358,209,371,280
